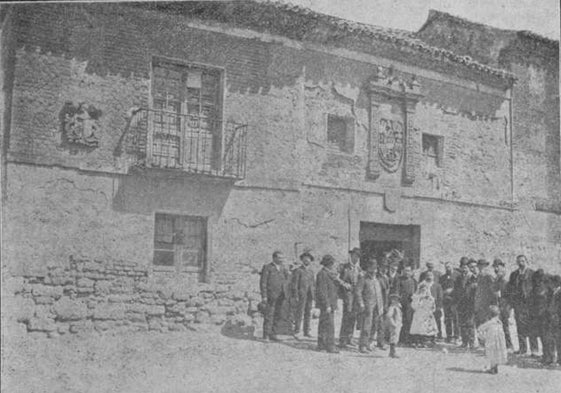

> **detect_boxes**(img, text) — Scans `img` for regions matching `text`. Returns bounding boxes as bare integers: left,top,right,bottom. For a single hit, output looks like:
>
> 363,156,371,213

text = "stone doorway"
359,222,421,268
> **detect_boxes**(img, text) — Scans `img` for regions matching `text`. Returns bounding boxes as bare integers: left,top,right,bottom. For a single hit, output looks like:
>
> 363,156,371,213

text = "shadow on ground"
447,367,488,374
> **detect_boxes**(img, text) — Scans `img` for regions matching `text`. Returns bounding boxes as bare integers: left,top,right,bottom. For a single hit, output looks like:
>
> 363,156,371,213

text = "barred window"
151,58,222,170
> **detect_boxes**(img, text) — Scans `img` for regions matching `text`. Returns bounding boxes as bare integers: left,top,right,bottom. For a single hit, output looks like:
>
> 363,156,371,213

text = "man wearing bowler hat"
291,251,315,338
338,247,363,348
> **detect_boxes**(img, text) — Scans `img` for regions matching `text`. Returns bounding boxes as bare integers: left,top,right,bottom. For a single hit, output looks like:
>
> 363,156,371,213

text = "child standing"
385,293,403,358
477,305,508,374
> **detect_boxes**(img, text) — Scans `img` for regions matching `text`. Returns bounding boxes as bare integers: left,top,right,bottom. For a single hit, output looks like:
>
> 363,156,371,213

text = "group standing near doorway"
259,248,561,373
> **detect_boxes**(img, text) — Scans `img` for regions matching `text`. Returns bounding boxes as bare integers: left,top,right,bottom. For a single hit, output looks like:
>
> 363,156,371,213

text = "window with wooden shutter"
153,213,207,277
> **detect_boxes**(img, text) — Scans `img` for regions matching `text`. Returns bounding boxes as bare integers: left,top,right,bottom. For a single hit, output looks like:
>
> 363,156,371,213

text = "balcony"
128,108,248,179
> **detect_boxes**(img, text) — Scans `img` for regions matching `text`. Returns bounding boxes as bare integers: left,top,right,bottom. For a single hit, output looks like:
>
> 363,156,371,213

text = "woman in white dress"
410,282,438,347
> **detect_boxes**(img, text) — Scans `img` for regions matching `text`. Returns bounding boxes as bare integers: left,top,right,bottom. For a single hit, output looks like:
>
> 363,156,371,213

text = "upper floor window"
422,133,443,168
327,114,354,153
153,213,207,278
150,58,223,170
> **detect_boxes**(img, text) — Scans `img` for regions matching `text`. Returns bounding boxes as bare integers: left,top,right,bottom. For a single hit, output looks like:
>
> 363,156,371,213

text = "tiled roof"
420,9,559,48
136,1,516,82
262,1,515,81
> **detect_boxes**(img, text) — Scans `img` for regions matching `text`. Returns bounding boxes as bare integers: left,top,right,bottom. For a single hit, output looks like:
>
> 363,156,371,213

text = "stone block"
53,298,89,321
58,323,70,335
93,303,126,320
172,290,191,301
108,294,134,303
126,312,146,323
166,303,186,314
195,311,211,324
84,262,105,272
7,297,36,323
144,305,165,316
211,315,226,325
28,317,57,332
168,323,187,332
94,321,112,331
77,286,94,294
94,280,112,295
69,320,94,334
49,273,74,286
125,304,145,314
3,277,25,295
186,296,205,307
196,283,215,293
77,278,94,288
148,318,163,331
31,284,63,299
35,296,55,305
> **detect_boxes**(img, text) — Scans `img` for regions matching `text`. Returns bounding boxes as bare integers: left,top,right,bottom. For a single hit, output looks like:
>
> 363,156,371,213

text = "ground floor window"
153,213,207,276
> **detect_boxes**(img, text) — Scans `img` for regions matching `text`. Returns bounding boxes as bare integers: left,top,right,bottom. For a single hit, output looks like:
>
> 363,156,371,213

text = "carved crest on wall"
378,118,404,172
62,102,102,148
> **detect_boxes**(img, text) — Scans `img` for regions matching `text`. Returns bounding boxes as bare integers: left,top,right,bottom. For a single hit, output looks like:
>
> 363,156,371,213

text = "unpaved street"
2,324,560,393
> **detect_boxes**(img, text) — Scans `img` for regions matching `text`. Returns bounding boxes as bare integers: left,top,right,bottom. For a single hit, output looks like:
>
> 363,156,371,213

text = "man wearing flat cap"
316,255,342,353
338,247,363,348
291,251,315,338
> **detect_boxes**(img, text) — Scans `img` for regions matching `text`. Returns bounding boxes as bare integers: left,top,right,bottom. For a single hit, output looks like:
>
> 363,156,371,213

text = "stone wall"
3,256,261,338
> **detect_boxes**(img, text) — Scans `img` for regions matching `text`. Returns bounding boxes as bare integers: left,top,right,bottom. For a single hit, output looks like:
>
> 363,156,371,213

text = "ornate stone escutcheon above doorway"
366,66,424,184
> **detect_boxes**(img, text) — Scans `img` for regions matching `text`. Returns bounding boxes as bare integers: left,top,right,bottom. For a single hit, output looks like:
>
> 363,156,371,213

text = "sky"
286,0,560,40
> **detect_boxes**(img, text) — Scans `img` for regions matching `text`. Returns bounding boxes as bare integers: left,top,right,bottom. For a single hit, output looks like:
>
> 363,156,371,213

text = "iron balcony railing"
129,108,248,179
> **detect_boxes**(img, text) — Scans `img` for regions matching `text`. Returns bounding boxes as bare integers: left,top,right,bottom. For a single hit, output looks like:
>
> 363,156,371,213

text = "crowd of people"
259,249,561,373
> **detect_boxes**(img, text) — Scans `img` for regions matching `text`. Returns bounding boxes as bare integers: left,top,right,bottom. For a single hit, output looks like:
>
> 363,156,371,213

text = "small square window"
327,114,354,153
422,134,443,167
153,213,207,277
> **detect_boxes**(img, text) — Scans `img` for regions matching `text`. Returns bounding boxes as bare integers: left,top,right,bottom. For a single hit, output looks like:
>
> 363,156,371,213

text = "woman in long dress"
410,282,438,347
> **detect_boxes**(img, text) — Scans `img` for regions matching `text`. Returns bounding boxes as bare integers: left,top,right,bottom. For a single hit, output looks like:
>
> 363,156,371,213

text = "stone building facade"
1,2,559,336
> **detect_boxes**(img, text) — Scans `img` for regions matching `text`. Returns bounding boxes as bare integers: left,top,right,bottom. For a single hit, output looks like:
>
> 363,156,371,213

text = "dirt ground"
2,317,560,393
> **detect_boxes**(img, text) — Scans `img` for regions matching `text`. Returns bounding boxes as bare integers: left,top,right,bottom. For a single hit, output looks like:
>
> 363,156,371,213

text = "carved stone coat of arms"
378,118,404,172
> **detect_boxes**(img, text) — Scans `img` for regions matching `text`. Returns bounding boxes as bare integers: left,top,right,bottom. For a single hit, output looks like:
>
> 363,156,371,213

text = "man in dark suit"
291,251,315,338
316,254,341,353
260,250,290,341
493,258,513,350
398,265,417,345
440,261,459,343
373,260,390,349
338,247,362,348
387,261,401,296
508,254,536,355
474,259,498,327
455,258,476,348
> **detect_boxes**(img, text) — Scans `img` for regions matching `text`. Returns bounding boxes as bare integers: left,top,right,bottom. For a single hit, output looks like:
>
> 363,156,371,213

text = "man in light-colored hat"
338,247,363,348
